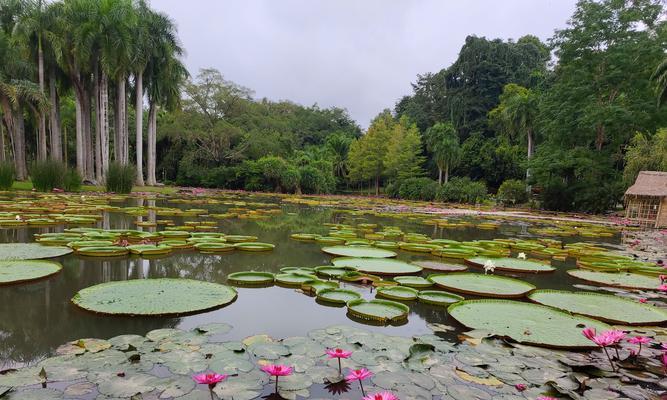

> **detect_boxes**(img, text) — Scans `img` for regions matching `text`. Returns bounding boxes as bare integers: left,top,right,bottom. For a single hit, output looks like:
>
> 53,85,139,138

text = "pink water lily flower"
192,372,227,388
582,328,626,371
515,383,527,392
346,368,373,396
261,364,293,394
639,298,647,303
362,392,398,400
582,327,596,340
659,284,667,292
628,336,651,356
327,348,353,374
660,275,667,282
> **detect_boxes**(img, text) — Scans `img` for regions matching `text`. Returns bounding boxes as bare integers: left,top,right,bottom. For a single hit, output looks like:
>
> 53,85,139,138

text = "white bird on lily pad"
14,215,20,221
517,252,527,260
483,260,496,274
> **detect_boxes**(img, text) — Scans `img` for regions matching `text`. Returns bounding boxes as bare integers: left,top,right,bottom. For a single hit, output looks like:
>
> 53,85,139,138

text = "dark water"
0,194,621,368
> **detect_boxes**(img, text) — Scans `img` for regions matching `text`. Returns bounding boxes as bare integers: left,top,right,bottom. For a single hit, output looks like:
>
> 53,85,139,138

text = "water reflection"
0,195,620,367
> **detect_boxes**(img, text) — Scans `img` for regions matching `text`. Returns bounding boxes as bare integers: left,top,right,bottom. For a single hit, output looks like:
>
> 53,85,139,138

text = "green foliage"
298,166,325,194
30,160,67,192
436,177,487,204
623,129,667,186
0,161,15,190
63,168,82,192
497,179,528,206
397,178,438,201
106,163,136,194
384,116,425,182
424,122,461,184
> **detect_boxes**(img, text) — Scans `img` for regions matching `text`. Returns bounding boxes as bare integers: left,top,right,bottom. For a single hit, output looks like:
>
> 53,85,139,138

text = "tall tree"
424,122,461,184
384,115,425,182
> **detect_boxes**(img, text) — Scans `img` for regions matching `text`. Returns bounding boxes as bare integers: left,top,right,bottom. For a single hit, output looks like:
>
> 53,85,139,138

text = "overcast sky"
152,0,578,128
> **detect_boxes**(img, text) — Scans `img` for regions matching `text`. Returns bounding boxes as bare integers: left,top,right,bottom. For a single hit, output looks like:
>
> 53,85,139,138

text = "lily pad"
313,265,357,278
321,246,396,258
126,244,172,255
71,278,237,316
412,260,468,272
566,269,660,290
234,242,275,251
0,243,72,260
332,257,422,276
376,286,419,301
448,299,611,349
428,273,535,298
0,260,62,285
528,289,667,325
275,272,318,287
76,246,129,257
417,290,464,306
316,288,362,304
227,271,275,286
346,299,409,323
465,257,555,273
393,276,433,288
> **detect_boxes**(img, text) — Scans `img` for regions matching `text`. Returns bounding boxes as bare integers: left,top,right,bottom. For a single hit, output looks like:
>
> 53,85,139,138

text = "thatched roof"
625,171,667,197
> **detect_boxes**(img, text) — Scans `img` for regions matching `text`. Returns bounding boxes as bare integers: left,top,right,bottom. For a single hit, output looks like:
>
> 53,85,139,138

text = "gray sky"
152,0,577,128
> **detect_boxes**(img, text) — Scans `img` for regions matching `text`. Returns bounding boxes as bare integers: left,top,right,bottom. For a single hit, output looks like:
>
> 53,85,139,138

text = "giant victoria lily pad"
417,290,464,306
428,273,535,298
376,285,419,301
227,271,275,286
528,289,667,325
0,243,72,260
465,257,555,273
316,288,361,304
448,299,611,348
412,260,468,272
0,260,62,285
346,299,409,324
332,257,422,275
71,279,237,316
566,269,660,290
321,246,396,258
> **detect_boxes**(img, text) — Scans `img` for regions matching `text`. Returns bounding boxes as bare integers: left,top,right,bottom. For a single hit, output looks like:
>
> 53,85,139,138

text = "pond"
0,191,664,400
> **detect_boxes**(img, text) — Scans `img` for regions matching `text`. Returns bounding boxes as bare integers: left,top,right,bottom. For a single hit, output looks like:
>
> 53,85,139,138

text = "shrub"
280,167,300,193
384,181,400,198
31,160,67,192
497,179,528,206
63,169,82,192
299,165,325,194
436,177,487,204
106,162,135,194
0,161,14,190
397,177,438,201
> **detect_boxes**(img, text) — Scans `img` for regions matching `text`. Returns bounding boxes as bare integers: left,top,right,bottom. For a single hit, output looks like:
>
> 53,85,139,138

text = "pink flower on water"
326,348,353,359
639,298,647,303
260,364,293,377
346,368,373,382
515,383,527,392
628,336,651,345
362,392,398,400
192,373,227,388
606,330,627,344
659,284,667,292
660,275,667,282
582,327,596,340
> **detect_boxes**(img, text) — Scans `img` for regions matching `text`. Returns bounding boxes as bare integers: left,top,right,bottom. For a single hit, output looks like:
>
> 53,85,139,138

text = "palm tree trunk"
146,102,157,185
0,121,5,162
82,88,94,181
13,104,27,180
444,164,449,183
74,93,84,177
526,129,534,181
48,68,62,161
116,76,128,164
438,167,443,185
94,64,102,182
37,38,47,161
100,72,109,179
135,71,144,185
0,97,14,165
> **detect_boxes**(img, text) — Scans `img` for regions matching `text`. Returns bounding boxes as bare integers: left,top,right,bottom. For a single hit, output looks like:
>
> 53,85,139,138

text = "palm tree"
652,58,667,106
424,122,461,184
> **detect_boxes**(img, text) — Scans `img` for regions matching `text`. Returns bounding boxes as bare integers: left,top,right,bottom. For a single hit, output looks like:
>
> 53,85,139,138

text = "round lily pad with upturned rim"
275,272,318,287
321,246,396,258
301,279,338,295
393,276,433,288
448,299,610,349
0,260,62,285
566,269,659,290
127,244,172,255
71,278,237,316
418,290,464,306
528,289,667,325
428,273,535,298
332,257,422,276
465,257,555,273
224,235,258,243
347,299,409,324
316,288,362,304
234,242,275,252
194,243,235,253
76,246,129,257
376,286,419,301
227,271,275,286
0,243,72,260
412,260,468,272
313,265,357,278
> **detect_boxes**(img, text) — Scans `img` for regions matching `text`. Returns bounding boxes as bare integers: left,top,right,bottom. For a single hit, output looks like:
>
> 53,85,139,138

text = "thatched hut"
624,171,667,228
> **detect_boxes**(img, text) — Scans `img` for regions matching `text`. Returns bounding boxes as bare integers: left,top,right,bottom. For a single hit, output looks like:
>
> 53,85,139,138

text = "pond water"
0,193,622,369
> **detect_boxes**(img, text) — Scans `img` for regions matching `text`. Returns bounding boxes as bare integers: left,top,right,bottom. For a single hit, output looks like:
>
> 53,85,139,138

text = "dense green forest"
1,0,667,212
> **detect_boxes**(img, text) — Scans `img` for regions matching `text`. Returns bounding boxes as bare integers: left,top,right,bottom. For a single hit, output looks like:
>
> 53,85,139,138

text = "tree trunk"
375,175,379,196
74,93,84,177
0,120,5,162
37,38,47,160
595,125,604,151
13,104,27,180
100,72,110,179
48,68,62,161
115,76,128,164
526,129,533,181
93,65,102,182
146,102,157,185
135,71,144,185
0,97,14,166
82,88,94,181
438,167,443,185
444,164,449,183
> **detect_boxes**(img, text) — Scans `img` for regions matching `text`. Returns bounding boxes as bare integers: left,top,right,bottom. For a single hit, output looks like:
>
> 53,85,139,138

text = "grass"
11,180,177,194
